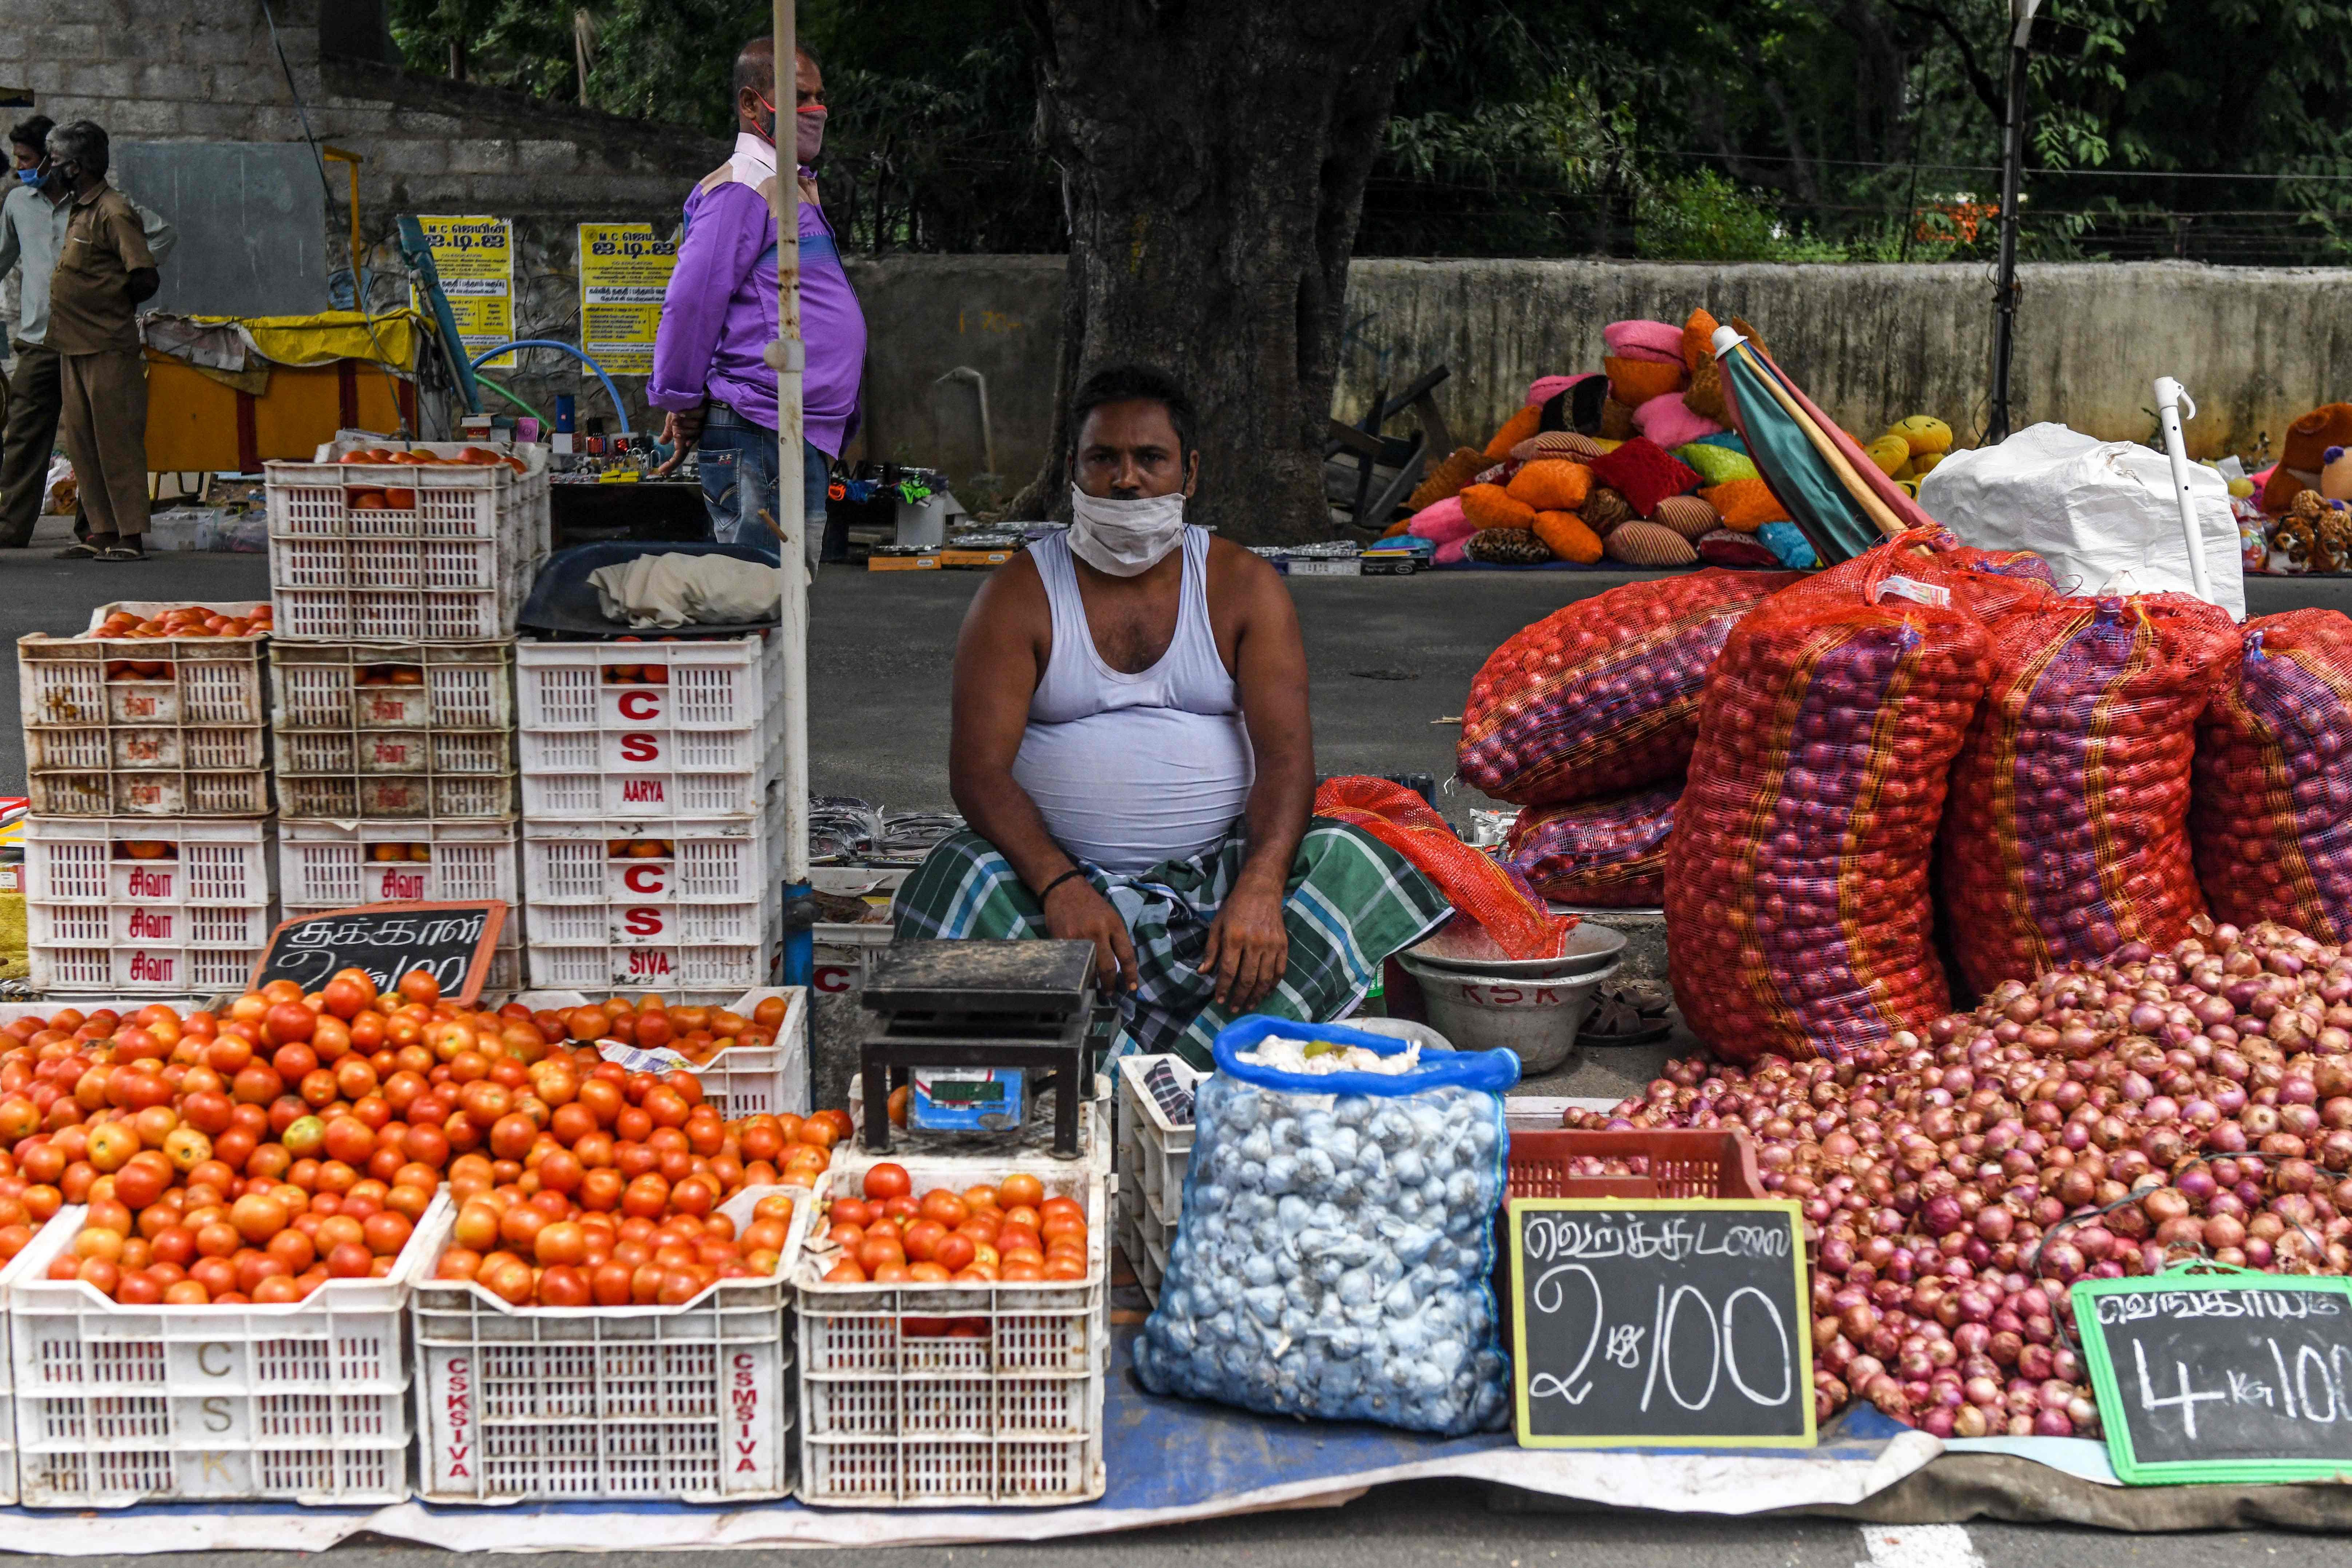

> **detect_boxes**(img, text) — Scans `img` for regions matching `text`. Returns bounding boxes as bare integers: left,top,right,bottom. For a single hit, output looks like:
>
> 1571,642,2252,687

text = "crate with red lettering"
23,817,277,994
276,819,523,993
520,794,784,992
269,642,515,820
408,1186,804,1504
515,635,783,821
506,989,809,1119
8,1193,450,1507
265,440,551,643
18,603,272,818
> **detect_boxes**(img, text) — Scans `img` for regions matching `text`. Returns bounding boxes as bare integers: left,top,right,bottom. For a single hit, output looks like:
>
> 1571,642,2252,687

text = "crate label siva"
1507,1197,1815,1448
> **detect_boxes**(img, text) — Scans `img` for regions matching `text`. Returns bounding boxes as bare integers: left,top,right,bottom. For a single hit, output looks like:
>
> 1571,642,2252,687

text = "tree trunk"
1009,0,1428,544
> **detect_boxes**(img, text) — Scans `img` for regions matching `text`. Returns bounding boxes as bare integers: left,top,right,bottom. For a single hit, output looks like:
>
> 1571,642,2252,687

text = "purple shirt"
649,135,867,457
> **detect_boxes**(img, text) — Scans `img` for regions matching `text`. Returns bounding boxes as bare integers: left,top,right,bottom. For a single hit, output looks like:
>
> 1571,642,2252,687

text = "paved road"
3,1503,2347,1564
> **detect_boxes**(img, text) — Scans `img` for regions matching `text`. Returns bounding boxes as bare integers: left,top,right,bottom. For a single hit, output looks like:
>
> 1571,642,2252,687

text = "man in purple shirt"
650,37,866,568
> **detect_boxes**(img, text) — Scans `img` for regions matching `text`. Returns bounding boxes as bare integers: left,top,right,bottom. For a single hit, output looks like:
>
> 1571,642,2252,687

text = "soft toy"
1863,434,1912,478
1407,446,1488,511
1889,415,1952,458
1532,509,1603,564
2263,404,2352,513
1506,459,1592,512
1632,392,1724,450
2273,492,2352,573
2325,445,2352,502
1461,484,1537,531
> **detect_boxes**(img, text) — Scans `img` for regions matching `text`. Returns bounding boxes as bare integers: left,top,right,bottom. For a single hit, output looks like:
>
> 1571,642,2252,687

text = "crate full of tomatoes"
507,988,808,1123
793,1156,1108,1508
19,602,272,817
0,965,839,1507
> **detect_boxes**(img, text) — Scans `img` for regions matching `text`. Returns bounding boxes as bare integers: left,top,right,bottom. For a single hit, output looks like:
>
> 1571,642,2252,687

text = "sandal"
94,545,147,562
52,541,103,559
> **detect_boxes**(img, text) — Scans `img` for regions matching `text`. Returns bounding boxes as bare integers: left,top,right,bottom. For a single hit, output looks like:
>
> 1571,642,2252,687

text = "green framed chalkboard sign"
1506,1198,1816,1449
2071,1267,2352,1485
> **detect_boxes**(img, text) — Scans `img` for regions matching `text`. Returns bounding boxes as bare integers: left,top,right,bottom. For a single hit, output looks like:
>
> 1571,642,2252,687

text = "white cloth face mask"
1067,489,1188,576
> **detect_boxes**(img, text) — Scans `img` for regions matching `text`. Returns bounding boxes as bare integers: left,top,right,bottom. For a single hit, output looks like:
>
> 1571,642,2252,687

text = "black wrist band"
1036,866,1088,902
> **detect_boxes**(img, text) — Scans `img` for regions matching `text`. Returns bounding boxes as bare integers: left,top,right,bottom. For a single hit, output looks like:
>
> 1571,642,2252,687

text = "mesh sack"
1133,1017,1516,1436
1938,591,2239,996
2191,610,2352,939
1505,782,1679,906
1458,568,1802,806
1666,533,1991,1062
1314,776,1573,960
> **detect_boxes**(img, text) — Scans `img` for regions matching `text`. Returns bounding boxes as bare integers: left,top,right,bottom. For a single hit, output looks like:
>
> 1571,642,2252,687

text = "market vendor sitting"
894,365,1451,1067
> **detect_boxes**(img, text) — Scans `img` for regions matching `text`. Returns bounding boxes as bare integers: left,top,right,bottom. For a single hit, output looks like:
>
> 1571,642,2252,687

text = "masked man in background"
894,364,1449,1068
651,35,864,568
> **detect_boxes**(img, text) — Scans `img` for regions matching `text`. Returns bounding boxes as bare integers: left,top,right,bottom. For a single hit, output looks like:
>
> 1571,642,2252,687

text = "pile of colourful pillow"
1394,307,1817,571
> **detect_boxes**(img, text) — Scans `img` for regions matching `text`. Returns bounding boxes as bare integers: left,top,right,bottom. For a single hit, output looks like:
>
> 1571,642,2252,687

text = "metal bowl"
1402,918,1626,980
1391,950,1623,1076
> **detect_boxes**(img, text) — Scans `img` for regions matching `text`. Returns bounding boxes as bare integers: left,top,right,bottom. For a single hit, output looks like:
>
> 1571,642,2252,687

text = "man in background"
0,115,175,553
650,36,865,569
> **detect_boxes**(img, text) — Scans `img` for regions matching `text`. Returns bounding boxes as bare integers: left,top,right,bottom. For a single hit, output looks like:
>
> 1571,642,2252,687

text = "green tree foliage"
386,0,2352,263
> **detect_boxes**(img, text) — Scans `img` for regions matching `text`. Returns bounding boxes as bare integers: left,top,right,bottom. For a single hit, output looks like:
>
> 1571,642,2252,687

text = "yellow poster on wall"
413,215,515,371
578,223,677,376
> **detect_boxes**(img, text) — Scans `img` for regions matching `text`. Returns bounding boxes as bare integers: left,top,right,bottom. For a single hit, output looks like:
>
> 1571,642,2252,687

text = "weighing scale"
856,939,1104,1158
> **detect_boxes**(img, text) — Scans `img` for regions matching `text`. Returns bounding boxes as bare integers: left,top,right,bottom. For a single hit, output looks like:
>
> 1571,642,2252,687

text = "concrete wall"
848,256,2352,499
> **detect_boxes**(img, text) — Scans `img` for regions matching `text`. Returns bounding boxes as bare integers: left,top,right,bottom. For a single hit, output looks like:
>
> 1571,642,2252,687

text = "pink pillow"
1632,392,1725,450
1525,372,1594,407
1406,494,1476,544
1434,537,1470,565
1604,320,1685,360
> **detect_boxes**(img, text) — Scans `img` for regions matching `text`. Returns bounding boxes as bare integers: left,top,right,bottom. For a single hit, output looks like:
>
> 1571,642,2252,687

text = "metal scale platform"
856,939,1106,1158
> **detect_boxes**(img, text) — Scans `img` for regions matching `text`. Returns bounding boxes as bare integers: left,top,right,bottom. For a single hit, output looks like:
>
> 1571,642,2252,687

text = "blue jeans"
698,420,830,569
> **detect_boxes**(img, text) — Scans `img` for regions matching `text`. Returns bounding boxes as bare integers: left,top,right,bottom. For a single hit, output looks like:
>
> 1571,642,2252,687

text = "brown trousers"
0,342,64,547
58,347,148,539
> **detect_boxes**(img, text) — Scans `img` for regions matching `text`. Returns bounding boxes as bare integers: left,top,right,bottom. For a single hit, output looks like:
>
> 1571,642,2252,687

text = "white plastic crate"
276,818,520,908
515,636,783,820
1114,1208,1168,1308
1114,1054,1201,1230
811,921,892,999
0,1211,68,1507
506,988,809,1119
24,817,277,995
269,640,516,819
409,1186,804,1504
266,442,549,643
793,1162,1108,1508
522,795,785,992
9,1194,450,1507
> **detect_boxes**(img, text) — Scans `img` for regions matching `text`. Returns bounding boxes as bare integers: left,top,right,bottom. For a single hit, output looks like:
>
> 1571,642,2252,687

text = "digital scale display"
910,1067,1025,1131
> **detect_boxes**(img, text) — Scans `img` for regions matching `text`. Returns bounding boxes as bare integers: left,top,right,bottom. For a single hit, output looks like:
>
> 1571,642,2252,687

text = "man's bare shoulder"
1203,532,1286,602
963,548,1051,638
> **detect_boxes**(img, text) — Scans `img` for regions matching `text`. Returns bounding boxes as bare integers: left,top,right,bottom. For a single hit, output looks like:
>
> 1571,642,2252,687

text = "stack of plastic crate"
16,603,277,993
265,442,540,982
515,635,787,995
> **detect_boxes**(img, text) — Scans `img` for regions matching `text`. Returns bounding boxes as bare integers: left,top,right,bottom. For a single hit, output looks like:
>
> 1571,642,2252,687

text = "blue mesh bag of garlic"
1132,1016,1519,1434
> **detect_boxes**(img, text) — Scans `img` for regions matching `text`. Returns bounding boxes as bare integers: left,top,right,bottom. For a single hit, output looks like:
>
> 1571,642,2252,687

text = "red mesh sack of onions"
1939,592,2239,998
1457,569,1801,805
1504,782,1679,907
2191,609,2352,940
1666,532,1989,1063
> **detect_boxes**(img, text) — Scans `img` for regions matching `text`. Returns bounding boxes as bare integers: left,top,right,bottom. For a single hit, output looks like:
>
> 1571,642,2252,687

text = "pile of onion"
1568,919,2352,1438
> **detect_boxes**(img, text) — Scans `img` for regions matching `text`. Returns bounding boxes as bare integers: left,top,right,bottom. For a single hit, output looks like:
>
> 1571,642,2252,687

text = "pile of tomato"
91,603,272,646
808,1163,1091,1287
541,994,787,1068
0,971,838,1308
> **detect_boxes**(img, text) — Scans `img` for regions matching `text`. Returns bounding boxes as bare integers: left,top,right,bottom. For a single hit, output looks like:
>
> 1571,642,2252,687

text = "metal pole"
1987,0,2040,445
769,0,815,989
2153,377,2217,606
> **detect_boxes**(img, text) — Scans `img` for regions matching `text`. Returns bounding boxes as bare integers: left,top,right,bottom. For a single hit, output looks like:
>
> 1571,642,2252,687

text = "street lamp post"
1987,0,2042,445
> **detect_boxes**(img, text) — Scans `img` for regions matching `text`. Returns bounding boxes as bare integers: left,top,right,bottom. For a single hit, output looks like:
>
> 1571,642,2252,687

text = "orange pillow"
1533,510,1602,564
1603,356,1686,408
1699,477,1789,532
1460,483,1537,531
1505,459,1592,513
1681,307,1721,373
1483,406,1543,459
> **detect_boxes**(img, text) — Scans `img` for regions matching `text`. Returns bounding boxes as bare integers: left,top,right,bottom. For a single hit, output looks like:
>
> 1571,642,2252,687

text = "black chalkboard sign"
2072,1271,2352,1484
249,901,507,1003
1507,1198,1815,1448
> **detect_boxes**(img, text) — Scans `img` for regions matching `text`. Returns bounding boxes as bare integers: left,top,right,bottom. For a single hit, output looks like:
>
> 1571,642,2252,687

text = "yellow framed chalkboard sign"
1507,1197,1816,1449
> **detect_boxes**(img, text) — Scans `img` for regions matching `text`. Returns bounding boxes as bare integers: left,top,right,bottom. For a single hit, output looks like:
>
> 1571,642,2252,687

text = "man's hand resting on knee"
1044,877,1139,995
1201,877,1287,1012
